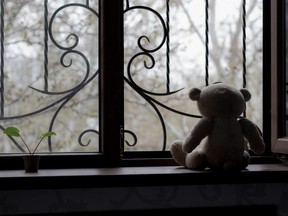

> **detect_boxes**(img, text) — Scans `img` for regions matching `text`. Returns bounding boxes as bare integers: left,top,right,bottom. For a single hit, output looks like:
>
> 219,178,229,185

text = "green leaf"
41,131,56,138
3,127,20,137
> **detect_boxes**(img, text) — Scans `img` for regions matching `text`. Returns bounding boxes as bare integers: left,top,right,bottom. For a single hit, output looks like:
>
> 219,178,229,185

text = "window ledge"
0,163,288,190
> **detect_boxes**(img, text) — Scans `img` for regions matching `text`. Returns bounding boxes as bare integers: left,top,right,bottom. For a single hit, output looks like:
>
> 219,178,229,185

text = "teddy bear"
170,82,265,171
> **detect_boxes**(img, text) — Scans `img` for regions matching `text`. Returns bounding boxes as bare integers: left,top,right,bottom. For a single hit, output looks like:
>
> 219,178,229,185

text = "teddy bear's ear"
240,88,251,102
189,88,201,101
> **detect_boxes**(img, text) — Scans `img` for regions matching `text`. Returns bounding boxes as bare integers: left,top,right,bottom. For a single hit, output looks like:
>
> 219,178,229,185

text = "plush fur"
170,82,265,171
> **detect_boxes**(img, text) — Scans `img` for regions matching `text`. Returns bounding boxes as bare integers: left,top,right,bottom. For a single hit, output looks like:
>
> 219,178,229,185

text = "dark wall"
0,183,286,215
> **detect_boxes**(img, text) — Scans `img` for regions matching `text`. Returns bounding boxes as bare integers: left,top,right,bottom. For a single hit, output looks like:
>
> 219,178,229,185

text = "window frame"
271,0,288,155
0,0,279,171
99,0,177,167
99,0,123,165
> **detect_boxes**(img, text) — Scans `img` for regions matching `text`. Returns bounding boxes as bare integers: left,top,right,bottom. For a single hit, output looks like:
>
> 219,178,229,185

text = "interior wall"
0,183,286,215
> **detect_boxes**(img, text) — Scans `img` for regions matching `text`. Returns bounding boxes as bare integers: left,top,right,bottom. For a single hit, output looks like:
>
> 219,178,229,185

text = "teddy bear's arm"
183,117,213,153
238,118,265,155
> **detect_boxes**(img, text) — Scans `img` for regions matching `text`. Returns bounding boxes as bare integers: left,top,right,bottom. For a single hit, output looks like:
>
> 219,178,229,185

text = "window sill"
0,163,288,190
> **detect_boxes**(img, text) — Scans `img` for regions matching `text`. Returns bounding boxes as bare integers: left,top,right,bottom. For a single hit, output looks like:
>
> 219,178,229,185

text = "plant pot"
23,155,40,173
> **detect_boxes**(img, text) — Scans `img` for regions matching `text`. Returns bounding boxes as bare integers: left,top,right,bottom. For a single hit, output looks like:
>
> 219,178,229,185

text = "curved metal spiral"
123,1,202,151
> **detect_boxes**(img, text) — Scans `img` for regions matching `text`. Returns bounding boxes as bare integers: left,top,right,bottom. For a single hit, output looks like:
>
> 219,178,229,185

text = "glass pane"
0,0,99,153
124,0,263,151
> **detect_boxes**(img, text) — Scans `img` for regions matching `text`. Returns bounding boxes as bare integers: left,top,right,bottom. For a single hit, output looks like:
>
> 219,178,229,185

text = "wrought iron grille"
0,0,99,153
123,0,263,152
0,0,263,154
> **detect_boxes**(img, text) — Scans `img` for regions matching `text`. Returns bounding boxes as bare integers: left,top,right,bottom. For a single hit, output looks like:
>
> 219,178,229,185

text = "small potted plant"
3,126,56,173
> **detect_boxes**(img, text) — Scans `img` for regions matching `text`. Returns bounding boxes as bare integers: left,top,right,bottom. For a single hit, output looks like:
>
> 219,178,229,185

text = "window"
0,0,276,170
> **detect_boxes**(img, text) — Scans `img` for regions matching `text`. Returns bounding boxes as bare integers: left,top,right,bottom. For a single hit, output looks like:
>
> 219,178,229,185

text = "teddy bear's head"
189,82,251,118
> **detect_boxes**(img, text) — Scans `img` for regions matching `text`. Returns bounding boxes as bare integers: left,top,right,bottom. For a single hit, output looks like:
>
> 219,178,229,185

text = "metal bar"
242,0,247,89
166,0,170,93
44,0,48,92
205,0,209,86
0,0,4,117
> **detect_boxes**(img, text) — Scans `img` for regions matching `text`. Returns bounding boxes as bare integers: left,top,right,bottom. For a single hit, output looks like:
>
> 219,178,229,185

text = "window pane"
124,0,263,151
0,0,99,153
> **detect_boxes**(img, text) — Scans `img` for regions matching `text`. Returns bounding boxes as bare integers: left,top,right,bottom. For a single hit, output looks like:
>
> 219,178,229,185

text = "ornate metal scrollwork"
123,1,200,151
0,1,99,152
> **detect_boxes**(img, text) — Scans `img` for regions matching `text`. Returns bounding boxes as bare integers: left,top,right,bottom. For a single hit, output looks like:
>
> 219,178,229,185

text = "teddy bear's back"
203,116,245,168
